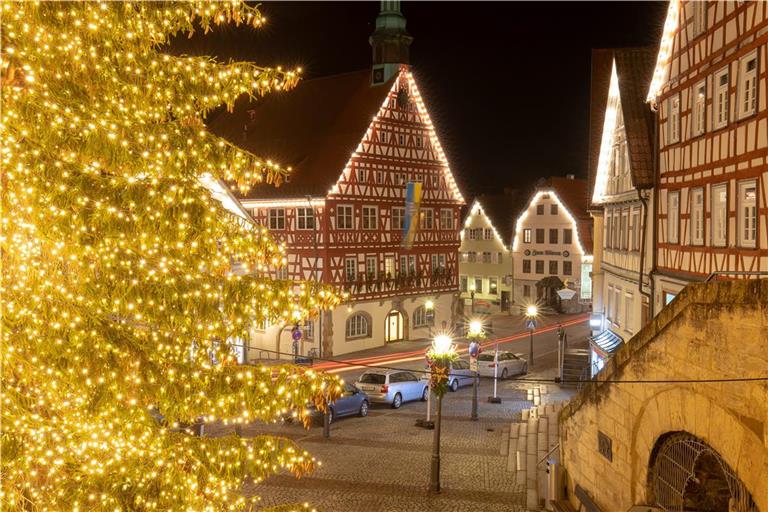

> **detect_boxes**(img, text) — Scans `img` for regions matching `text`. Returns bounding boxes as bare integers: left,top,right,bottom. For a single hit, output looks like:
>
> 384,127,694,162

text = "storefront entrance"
385,310,404,342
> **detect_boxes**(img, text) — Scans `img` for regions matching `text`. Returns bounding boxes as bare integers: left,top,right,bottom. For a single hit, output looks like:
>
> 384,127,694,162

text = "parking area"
208,370,573,512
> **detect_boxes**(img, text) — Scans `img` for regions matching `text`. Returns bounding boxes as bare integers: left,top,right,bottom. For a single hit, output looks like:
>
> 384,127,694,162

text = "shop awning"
589,330,624,358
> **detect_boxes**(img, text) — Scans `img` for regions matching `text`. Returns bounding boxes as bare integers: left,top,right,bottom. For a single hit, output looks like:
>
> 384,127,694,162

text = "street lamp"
525,304,539,367
466,319,485,421
469,283,476,314
427,333,457,493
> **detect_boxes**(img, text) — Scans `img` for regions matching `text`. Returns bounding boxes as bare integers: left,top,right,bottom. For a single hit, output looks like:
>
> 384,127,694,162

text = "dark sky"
178,1,667,197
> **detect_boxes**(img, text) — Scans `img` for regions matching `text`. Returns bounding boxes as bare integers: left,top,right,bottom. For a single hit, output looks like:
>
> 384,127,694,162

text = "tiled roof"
207,69,397,199
543,176,593,256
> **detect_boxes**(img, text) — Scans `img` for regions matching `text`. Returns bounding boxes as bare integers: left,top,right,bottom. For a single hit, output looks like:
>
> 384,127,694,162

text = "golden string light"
1,2,341,510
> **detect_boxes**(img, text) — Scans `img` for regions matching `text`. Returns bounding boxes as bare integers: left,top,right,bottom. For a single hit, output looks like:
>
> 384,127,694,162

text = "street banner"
401,181,423,249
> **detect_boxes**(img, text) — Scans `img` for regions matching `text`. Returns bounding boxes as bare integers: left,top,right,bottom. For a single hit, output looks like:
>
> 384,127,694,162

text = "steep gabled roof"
590,47,657,204
545,176,593,256
469,191,527,247
207,69,397,198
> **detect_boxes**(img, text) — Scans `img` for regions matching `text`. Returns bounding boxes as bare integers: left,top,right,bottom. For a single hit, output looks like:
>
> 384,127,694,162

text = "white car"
355,369,428,409
477,351,528,379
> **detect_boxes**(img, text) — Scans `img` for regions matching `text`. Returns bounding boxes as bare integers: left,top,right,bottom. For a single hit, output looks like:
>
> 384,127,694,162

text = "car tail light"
380,385,389,393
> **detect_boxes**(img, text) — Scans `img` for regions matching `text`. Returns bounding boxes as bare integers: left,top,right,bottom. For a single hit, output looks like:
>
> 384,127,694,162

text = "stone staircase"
560,349,590,389
500,386,564,511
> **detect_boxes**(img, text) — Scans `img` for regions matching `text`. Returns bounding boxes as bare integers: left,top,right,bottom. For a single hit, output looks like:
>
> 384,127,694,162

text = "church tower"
369,1,413,85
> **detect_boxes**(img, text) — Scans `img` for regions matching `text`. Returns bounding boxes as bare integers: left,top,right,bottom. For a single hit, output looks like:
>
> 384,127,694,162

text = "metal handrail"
705,271,768,282
537,442,560,467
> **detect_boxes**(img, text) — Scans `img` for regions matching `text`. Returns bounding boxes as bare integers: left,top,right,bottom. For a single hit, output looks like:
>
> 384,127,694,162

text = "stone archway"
630,388,767,511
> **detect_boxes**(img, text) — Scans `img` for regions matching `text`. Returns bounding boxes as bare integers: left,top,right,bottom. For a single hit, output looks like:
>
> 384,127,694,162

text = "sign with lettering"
531,250,563,256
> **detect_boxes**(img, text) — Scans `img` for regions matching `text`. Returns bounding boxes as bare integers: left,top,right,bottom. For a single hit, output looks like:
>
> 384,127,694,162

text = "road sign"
470,358,478,373
526,319,537,330
468,341,480,358
291,326,302,341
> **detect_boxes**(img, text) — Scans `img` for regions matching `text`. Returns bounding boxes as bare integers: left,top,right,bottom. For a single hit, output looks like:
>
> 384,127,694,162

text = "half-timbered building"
648,0,768,308
208,2,464,357
511,176,593,312
587,47,657,374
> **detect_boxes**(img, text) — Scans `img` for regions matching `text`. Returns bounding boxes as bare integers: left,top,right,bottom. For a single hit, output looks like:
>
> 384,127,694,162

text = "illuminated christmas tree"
1,2,342,510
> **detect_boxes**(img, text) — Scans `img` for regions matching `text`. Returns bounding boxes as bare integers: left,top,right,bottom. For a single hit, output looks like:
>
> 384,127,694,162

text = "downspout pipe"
637,188,652,310
647,106,660,318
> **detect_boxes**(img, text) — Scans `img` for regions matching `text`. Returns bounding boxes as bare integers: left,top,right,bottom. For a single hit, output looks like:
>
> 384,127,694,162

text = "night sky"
177,1,668,197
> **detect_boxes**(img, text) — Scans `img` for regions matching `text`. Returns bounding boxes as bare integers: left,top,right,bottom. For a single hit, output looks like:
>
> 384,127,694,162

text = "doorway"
501,291,510,312
385,310,404,342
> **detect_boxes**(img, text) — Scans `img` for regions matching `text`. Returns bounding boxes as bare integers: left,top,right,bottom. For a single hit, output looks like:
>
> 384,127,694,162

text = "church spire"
369,1,413,85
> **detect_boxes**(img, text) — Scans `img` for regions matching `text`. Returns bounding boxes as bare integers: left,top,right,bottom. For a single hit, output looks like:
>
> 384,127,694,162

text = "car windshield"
478,354,495,361
359,373,386,384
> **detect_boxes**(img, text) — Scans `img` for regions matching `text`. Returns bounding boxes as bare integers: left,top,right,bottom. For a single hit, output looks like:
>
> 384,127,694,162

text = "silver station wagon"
354,369,428,409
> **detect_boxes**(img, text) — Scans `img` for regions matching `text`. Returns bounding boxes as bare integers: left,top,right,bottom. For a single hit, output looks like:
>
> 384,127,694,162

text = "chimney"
370,1,413,85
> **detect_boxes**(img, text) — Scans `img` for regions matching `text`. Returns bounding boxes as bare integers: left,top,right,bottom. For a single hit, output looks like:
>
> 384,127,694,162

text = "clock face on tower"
397,87,410,109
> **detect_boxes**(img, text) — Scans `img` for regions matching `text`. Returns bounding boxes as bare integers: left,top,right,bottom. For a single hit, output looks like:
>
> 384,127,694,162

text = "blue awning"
589,330,624,358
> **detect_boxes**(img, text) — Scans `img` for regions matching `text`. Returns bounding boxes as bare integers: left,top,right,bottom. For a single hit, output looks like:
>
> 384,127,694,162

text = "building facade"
511,176,593,312
649,0,768,309
208,3,464,358
458,197,517,314
587,48,657,374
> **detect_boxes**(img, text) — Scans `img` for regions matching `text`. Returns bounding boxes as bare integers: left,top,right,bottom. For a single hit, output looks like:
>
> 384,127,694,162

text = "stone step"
500,425,510,456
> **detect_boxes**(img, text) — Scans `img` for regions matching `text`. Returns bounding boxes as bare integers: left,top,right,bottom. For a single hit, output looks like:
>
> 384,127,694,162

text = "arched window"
345,313,370,339
413,306,428,328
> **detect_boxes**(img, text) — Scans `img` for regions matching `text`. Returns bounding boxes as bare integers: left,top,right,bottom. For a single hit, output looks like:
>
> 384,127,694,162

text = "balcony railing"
342,269,455,297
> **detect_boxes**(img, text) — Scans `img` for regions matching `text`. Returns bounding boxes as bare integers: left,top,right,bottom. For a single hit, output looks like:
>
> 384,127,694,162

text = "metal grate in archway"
650,432,759,512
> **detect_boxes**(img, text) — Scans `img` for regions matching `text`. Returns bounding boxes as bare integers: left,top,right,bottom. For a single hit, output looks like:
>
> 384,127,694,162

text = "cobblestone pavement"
209,373,574,512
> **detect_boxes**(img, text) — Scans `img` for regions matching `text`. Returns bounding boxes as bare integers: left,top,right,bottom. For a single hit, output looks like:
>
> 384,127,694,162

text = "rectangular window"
474,277,483,294
612,210,620,249
392,207,405,230
667,94,680,144
489,277,498,295
357,168,368,183
268,208,285,230
632,209,641,251
366,256,377,278
613,287,621,327
535,260,544,274
668,191,680,244
362,205,378,230
420,208,434,230
692,0,706,37
563,228,572,245
439,209,453,230
621,210,629,250
482,251,492,263
523,284,531,297
550,204,558,215
431,254,438,270
535,228,545,244
375,170,384,184
385,256,395,278
303,320,314,340
460,275,468,292
483,228,493,240
738,180,757,248
337,205,353,230
345,257,357,282
523,259,531,273
739,51,758,118
549,229,558,244
691,188,704,245
408,255,416,273
712,183,728,247
523,228,532,243
692,81,706,137
399,255,407,273
625,293,634,334
296,207,315,230
606,285,613,322
606,214,613,249
549,260,558,275
438,254,446,269
563,261,572,276
467,251,477,263
536,204,544,215
714,67,729,130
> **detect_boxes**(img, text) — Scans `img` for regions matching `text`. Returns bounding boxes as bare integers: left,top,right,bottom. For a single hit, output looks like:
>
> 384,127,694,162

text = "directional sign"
525,319,537,330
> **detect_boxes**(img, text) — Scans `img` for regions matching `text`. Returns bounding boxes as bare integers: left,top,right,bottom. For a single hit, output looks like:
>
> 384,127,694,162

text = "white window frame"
523,228,532,243
385,256,395,278
345,257,357,282
711,183,728,247
337,205,354,230
268,208,285,230
420,208,434,230
483,228,493,240
667,94,680,144
488,277,498,296
408,255,416,274
296,207,315,230
413,306,428,328
438,254,446,269
357,168,368,183
668,191,680,244
692,0,706,38
606,285,614,322
691,188,704,246
346,314,369,339
392,207,405,230
739,50,758,119
439,208,453,230
366,255,377,278
714,67,729,130
624,293,634,335
613,287,621,328
737,179,757,248
620,209,629,250
482,251,492,264
692,80,706,137
362,205,378,230
631,209,641,251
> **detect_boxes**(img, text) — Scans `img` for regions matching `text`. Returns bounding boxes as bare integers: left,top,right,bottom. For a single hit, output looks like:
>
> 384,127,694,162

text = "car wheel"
392,393,402,409
450,379,458,392
501,368,509,380
359,400,369,417
421,387,429,401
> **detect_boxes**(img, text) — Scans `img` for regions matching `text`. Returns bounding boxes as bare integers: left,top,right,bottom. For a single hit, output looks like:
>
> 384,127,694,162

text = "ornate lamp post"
525,304,539,367
427,333,458,493
469,283,476,314
467,319,485,421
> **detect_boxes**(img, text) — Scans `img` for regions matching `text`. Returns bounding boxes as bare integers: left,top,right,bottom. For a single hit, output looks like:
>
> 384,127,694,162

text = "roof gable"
464,191,527,246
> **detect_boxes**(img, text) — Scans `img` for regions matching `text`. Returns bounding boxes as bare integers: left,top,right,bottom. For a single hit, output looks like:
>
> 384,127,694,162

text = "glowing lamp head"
469,283,476,292
425,299,434,311
468,319,483,336
431,334,454,356
346,305,353,313
526,305,538,317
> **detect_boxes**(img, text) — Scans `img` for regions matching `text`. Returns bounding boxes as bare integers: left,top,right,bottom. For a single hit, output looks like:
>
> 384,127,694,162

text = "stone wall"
559,279,768,511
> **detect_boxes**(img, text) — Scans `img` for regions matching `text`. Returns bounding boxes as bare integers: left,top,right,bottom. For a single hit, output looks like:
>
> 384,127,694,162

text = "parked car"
423,359,474,392
354,369,428,408
477,351,528,379
305,383,369,424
